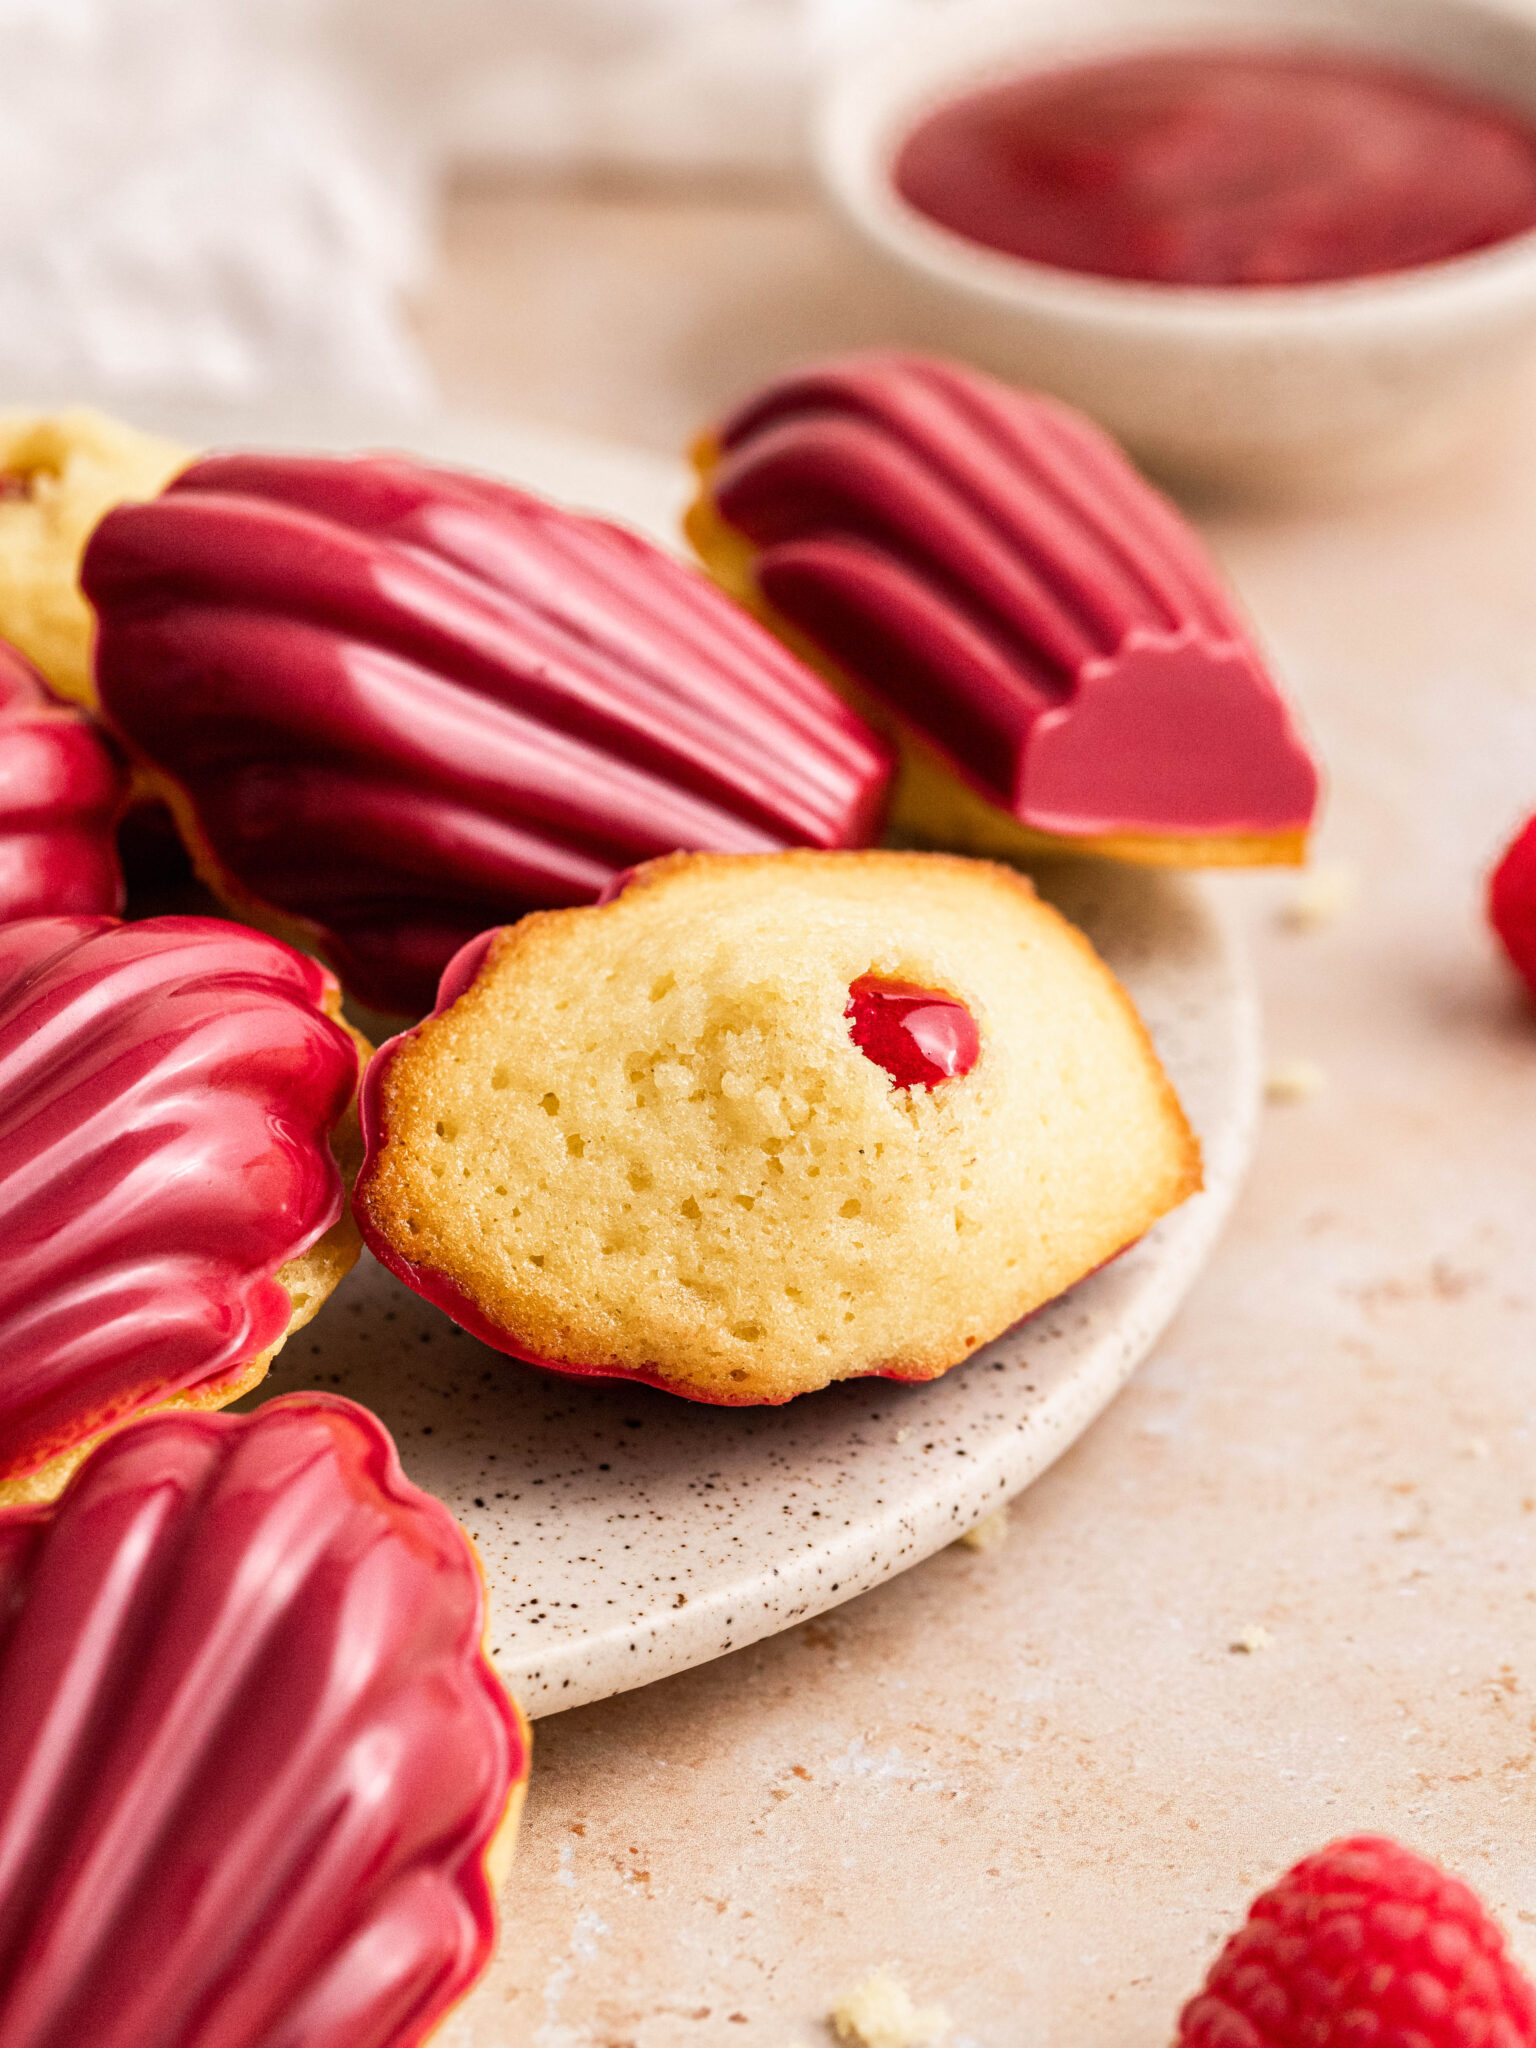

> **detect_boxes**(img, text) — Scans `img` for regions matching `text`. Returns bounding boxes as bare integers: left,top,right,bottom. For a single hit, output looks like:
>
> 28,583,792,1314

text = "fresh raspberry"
1490,813,1536,1002
1177,1835,1536,2048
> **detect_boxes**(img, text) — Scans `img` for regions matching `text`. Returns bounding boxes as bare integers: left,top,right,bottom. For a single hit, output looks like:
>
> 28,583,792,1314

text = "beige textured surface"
419,179,1536,2044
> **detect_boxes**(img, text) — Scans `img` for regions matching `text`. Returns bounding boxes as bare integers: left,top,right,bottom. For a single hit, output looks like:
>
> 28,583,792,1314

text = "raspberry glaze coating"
84,451,894,1014
1178,1835,1536,2048
0,641,124,922
688,351,1319,866
1490,813,1536,1002
0,1393,528,2048
0,916,363,1498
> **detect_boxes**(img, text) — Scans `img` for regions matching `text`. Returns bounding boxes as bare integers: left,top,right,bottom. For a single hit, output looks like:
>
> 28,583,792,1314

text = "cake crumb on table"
1282,860,1358,929
956,1506,1010,1552
1230,1623,1275,1653
829,1971,951,2048
1266,1057,1327,1103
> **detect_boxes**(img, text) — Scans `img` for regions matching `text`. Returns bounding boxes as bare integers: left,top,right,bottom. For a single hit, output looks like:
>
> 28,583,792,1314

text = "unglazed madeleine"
84,451,894,1014
355,850,1200,1404
0,916,368,1506
0,1393,529,2048
0,644,125,923
0,408,189,706
688,351,1319,867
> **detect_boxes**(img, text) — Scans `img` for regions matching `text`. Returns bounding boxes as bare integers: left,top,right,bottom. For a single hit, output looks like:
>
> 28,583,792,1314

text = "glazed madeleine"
0,1393,528,2048
85,452,894,1013
0,915,366,1504
688,351,1319,867
0,643,125,923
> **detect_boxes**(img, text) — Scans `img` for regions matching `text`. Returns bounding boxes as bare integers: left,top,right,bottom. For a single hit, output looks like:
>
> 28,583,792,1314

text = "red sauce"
846,974,980,1089
893,47,1536,286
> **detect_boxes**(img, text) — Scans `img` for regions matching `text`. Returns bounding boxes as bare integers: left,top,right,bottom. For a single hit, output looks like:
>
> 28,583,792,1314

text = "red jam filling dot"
845,975,980,1090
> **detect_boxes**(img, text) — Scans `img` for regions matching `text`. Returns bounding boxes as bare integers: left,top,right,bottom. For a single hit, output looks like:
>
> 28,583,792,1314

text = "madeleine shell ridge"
85,450,895,1013
0,1392,527,2048
0,914,364,1494
690,350,1318,865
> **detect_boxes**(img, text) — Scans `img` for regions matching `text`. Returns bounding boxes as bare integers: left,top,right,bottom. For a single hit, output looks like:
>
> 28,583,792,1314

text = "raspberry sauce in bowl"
820,0,1536,491
893,47,1536,288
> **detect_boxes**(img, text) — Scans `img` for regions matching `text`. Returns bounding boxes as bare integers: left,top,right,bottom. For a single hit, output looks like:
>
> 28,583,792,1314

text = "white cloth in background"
0,0,929,407
345,0,937,172
383,0,913,174
0,0,434,406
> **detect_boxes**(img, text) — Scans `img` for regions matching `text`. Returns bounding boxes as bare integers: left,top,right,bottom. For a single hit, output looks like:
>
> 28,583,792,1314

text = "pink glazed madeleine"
0,916,367,1505
687,351,1319,867
84,451,894,1014
0,1393,528,2048
0,642,125,923
354,850,1199,1405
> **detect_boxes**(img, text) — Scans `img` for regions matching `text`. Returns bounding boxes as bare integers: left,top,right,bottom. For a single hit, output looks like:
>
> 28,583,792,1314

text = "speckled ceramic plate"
117,399,1261,1717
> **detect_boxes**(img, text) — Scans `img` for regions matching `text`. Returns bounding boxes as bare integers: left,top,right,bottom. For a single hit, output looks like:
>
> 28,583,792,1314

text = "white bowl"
816,0,1536,496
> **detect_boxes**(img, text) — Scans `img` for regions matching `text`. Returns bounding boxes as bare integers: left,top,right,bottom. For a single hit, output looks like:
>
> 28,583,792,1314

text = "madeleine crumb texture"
359,850,1201,1403
0,407,189,705
830,1970,951,2048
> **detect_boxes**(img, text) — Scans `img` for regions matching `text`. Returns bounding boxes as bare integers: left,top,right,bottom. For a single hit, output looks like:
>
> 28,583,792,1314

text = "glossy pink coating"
0,1393,526,2048
706,352,1319,843
354,910,972,1403
0,643,124,924
845,974,980,1090
85,452,895,1014
0,916,360,1485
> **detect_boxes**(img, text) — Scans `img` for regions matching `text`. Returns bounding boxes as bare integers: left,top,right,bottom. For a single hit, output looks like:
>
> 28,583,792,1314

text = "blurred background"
5,0,948,443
